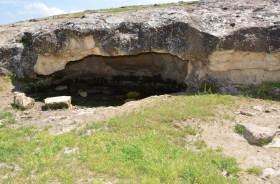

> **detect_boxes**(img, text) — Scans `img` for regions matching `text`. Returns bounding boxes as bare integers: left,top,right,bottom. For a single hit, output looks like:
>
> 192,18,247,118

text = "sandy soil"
1,78,280,184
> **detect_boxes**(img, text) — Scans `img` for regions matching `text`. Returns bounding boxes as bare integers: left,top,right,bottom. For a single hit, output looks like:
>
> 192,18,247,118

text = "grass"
52,6,143,19
0,112,16,128
0,112,13,120
0,94,240,183
246,167,263,176
52,1,197,20
194,140,207,150
0,86,3,91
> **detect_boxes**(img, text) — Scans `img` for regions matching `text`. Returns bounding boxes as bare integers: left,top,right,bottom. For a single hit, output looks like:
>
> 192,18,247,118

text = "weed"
7,118,16,124
0,112,13,120
86,121,105,130
235,124,244,135
216,146,224,152
193,140,207,150
60,116,67,120
0,86,3,91
246,167,263,176
259,139,272,146
3,70,14,82
183,125,197,135
16,38,32,47
237,86,248,92
43,125,52,131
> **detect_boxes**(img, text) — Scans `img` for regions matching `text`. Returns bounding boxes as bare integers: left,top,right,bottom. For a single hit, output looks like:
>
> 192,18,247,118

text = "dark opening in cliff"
29,52,188,107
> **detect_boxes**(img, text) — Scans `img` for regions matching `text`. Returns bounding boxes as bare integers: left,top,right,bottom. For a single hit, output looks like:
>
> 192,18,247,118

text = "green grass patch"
235,124,244,135
246,167,263,176
0,86,3,91
3,70,14,82
0,94,240,183
0,112,13,120
52,1,197,20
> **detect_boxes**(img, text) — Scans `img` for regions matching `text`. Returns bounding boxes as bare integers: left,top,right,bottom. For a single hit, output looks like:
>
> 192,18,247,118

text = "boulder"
217,86,244,95
14,92,35,109
79,91,87,97
239,123,276,145
266,87,280,97
44,96,72,109
55,86,68,91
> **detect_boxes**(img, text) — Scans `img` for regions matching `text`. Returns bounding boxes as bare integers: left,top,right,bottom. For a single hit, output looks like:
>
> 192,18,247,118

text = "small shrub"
235,124,244,135
16,38,32,47
246,167,263,176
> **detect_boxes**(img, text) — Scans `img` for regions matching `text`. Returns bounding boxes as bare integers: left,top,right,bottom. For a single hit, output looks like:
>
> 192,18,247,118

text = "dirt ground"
0,78,280,184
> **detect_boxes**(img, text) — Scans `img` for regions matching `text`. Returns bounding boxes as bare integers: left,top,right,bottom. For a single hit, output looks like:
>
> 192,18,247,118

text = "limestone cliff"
0,0,279,91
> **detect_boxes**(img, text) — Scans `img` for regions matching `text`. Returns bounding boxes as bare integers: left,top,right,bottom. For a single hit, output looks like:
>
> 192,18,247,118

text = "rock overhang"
0,0,280,91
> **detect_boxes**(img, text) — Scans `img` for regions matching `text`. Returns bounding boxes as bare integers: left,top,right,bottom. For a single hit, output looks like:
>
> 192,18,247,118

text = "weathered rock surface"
79,91,87,97
266,87,280,97
14,92,35,109
44,96,72,109
239,123,276,145
0,0,280,91
55,86,68,91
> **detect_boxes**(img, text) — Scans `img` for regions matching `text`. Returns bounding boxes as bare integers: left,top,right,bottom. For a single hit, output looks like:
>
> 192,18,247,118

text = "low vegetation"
0,111,16,128
2,71,14,82
51,2,196,20
235,124,244,135
0,94,241,183
246,167,263,176
255,81,280,99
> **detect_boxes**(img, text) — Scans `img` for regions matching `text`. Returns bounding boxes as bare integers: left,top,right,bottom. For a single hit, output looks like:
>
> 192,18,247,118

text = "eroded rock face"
0,0,280,91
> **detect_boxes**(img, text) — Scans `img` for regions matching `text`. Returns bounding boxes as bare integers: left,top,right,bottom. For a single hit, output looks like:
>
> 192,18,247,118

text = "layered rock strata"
0,0,279,91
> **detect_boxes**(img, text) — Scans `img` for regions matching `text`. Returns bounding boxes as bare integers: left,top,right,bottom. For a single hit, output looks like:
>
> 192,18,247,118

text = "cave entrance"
29,52,188,107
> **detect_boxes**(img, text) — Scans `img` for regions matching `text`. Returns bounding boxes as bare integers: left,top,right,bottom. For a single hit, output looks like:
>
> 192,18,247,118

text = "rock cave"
28,52,188,107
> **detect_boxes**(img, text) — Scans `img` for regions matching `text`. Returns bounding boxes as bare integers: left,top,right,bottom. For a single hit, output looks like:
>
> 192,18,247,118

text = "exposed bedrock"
0,0,280,91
